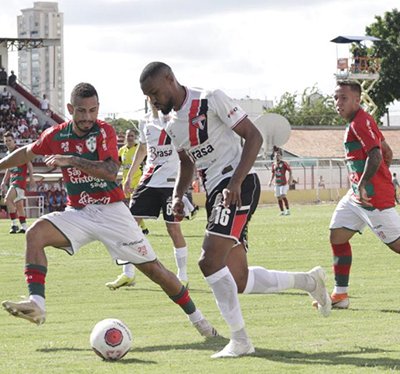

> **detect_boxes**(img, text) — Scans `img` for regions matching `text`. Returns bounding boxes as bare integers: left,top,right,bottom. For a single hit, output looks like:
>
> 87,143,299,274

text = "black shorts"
206,173,260,245
129,184,175,222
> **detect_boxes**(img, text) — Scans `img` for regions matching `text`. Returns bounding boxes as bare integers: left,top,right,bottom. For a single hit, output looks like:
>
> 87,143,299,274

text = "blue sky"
1,0,399,120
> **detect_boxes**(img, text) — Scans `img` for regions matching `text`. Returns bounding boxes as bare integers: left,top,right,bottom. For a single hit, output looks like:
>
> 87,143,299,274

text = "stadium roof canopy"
0,37,60,50
330,35,381,44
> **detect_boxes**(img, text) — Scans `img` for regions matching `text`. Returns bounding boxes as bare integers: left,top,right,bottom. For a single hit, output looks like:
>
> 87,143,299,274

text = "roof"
283,126,400,159
330,35,381,44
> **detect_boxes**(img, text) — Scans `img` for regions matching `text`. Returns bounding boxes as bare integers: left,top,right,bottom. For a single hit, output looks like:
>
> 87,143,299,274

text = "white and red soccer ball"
90,318,132,361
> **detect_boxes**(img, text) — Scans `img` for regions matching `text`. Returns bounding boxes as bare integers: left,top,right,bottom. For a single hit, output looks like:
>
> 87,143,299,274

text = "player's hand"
122,181,132,196
171,197,185,221
44,154,73,168
222,181,241,208
358,183,372,207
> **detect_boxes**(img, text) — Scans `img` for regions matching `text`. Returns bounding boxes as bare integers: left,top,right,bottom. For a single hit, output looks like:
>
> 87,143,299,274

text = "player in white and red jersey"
268,150,293,215
0,82,218,339
319,80,400,310
106,101,191,290
140,62,332,358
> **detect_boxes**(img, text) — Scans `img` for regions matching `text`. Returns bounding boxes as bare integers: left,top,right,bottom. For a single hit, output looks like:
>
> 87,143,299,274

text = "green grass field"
1,203,400,373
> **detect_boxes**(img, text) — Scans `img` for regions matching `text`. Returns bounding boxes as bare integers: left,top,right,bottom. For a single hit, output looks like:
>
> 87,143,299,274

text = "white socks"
243,266,316,294
30,295,45,311
123,263,136,278
205,266,244,332
174,247,188,282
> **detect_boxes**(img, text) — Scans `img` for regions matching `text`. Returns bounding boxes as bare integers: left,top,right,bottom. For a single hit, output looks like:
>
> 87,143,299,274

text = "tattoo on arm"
70,157,119,180
363,147,382,182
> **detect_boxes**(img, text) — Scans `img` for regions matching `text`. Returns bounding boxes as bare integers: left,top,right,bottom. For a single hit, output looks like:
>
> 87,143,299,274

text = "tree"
267,85,343,126
105,117,139,136
366,8,400,120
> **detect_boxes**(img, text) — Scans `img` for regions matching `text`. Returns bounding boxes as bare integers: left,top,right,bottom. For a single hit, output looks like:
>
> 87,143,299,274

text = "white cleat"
308,266,332,317
211,339,255,358
2,298,46,325
193,318,219,338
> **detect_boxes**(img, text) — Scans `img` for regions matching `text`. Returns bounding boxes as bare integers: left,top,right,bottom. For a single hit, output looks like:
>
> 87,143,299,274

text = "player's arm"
381,140,392,167
224,117,262,207
172,151,195,219
44,155,119,181
0,169,10,194
358,146,382,207
27,161,36,189
287,164,293,185
0,144,36,171
123,143,147,195
268,167,275,186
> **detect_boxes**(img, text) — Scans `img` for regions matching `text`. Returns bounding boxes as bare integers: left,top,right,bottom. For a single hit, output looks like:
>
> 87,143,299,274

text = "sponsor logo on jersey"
149,146,173,161
190,144,214,161
227,107,239,119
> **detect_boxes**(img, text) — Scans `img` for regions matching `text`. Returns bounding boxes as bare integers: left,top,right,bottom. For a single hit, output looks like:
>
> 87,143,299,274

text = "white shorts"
13,187,26,203
274,184,289,197
43,201,157,264
330,193,400,244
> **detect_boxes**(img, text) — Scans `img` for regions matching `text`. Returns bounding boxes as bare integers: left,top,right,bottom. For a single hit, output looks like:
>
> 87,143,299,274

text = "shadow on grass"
37,340,400,369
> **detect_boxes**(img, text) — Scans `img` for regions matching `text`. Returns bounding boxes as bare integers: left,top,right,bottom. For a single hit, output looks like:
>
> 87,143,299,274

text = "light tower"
331,35,381,116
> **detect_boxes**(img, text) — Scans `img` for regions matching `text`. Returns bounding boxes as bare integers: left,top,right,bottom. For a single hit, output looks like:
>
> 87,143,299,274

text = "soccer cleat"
18,228,26,234
308,266,332,317
193,318,219,338
284,209,291,215
9,225,19,234
279,211,285,216
331,293,350,309
211,339,255,358
2,298,46,325
142,228,149,235
105,274,136,290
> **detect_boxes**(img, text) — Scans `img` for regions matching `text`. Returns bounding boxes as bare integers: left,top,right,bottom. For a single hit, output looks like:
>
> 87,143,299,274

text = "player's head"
140,62,178,115
67,82,99,135
3,131,16,151
334,80,361,121
125,129,137,147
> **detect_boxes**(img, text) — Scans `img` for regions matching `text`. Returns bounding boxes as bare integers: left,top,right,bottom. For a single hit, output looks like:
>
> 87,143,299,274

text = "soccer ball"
90,318,132,361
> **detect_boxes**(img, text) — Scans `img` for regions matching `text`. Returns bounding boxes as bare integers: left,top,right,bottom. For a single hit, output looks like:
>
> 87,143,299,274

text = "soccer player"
118,128,149,235
106,101,190,289
324,80,400,309
1,131,35,233
0,83,217,339
140,62,331,358
268,150,292,216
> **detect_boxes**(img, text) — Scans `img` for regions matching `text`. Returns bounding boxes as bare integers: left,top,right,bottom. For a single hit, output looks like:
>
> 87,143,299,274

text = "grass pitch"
1,203,400,373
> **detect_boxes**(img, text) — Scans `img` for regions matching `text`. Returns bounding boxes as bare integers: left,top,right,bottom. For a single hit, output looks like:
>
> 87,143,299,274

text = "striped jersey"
138,111,178,188
31,120,125,208
344,108,394,209
7,147,28,190
165,87,253,194
271,161,291,186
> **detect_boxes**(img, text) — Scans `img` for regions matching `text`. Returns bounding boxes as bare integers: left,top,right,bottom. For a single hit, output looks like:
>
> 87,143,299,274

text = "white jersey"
138,111,178,188
165,87,253,194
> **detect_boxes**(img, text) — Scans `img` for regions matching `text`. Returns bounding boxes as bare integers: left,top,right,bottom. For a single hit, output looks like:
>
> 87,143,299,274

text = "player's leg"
328,196,363,309
165,221,188,284
15,199,27,233
2,218,70,325
275,187,285,215
106,186,160,289
5,187,19,233
281,184,290,215
135,259,218,337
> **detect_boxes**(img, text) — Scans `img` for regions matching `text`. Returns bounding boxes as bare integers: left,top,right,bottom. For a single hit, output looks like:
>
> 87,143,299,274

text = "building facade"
17,2,64,115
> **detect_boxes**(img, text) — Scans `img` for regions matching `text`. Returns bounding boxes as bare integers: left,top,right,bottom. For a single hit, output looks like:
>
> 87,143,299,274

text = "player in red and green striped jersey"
325,80,400,309
268,150,293,216
1,131,35,233
0,82,217,339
